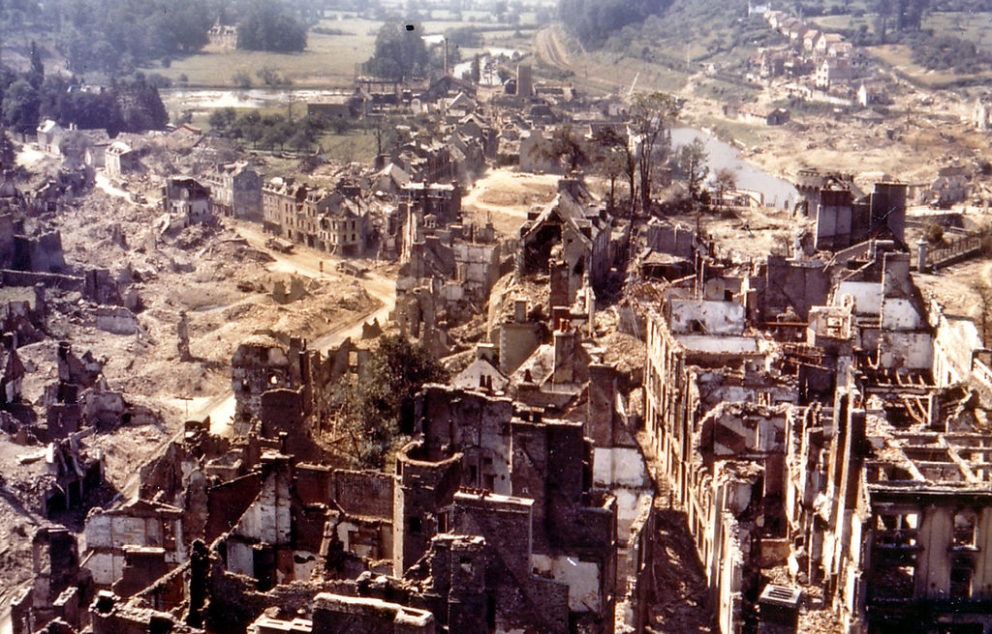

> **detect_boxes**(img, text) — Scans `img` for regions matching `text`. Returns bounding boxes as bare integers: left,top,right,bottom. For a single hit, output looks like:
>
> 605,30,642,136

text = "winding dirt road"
196,220,397,437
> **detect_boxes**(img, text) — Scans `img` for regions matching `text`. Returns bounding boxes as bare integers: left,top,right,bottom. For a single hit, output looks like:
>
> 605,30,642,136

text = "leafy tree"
342,334,448,468
237,0,308,52
911,34,989,73
232,71,253,89
630,91,679,214
590,126,634,213
27,41,44,89
469,54,482,84
363,21,430,81
1,79,40,136
239,111,265,148
58,0,212,74
445,26,482,48
675,138,709,200
712,167,737,206
115,73,169,132
537,124,587,172
256,67,292,87
208,107,238,135
558,0,674,50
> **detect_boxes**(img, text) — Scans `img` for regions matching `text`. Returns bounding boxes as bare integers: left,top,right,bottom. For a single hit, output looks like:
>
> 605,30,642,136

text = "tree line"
206,106,333,152
0,46,168,137
0,0,310,77
557,0,674,50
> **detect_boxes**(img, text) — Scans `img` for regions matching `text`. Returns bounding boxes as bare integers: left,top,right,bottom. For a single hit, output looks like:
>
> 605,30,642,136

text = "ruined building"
642,231,992,633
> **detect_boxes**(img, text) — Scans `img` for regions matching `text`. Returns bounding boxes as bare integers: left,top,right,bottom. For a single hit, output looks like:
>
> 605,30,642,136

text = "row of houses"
766,11,858,60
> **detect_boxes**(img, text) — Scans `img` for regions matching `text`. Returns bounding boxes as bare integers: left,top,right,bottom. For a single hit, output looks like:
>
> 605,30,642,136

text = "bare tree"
591,125,633,213
629,91,679,214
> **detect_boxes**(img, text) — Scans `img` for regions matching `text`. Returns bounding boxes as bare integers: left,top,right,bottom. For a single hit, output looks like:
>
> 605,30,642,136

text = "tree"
236,111,264,148
469,54,482,84
629,91,679,214
27,41,44,88
232,71,253,90
2,79,40,136
712,167,737,206
341,334,448,468
530,124,587,173
237,0,308,52
364,21,430,81
675,138,709,200
208,107,238,135
116,73,168,132
590,126,630,211
558,0,675,50
256,67,292,87
59,0,212,74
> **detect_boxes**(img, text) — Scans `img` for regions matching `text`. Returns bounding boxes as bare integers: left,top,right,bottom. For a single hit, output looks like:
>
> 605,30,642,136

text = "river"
670,127,798,209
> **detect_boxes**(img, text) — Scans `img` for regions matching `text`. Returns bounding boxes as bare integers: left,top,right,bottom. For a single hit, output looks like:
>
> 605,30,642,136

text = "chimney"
552,328,576,384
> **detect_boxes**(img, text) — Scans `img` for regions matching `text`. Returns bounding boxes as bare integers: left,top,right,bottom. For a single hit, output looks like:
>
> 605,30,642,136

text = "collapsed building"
642,221,992,633
29,327,650,634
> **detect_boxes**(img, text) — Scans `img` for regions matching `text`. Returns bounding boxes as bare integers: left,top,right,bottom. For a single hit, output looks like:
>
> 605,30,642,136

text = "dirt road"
536,26,571,73
195,221,397,437
462,169,562,236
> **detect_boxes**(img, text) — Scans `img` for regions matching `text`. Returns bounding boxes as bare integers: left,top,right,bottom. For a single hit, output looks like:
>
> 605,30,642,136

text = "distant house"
766,10,786,30
755,49,787,78
780,18,807,42
929,166,971,207
425,75,477,102
857,82,888,108
307,92,363,122
398,181,461,226
456,113,490,145
741,106,790,126
815,33,844,56
36,120,66,155
262,177,308,237
518,178,612,303
828,41,853,58
319,195,371,257
444,92,477,119
803,30,822,53
203,161,263,220
163,177,212,224
104,141,139,178
207,19,238,49
747,2,770,17
372,163,412,195
814,58,853,90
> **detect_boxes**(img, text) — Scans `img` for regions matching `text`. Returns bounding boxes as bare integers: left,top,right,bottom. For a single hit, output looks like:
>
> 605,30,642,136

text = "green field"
155,16,382,89
153,14,540,91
